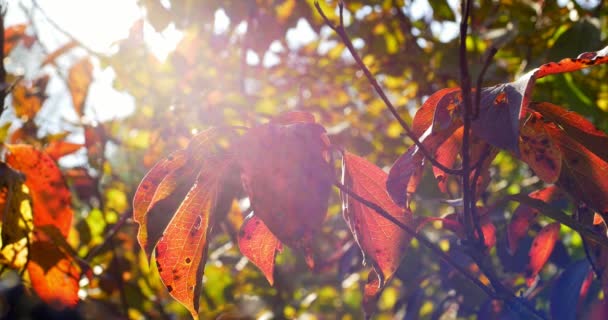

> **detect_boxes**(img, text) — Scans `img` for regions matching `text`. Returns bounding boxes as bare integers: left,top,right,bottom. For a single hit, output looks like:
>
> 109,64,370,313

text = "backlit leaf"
5,145,78,308
11,75,49,121
154,158,229,320
68,58,93,117
237,119,333,268
518,112,562,183
342,152,414,310
546,124,608,215
5,145,73,236
507,186,561,254
44,140,83,161
238,213,281,285
531,101,608,162
527,222,561,285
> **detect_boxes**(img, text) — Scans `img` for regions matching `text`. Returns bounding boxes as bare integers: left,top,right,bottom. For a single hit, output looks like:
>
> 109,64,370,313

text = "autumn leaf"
0,163,33,270
433,127,463,193
84,124,106,170
154,158,229,320
6,145,73,236
44,140,83,161
68,58,94,117
507,186,561,254
4,24,35,55
342,151,414,313
11,75,50,121
527,222,561,285
546,124,608,215
237,118,333,268
237,213,281,285
5,145,78,308
518,112,562,183
531,101,608,162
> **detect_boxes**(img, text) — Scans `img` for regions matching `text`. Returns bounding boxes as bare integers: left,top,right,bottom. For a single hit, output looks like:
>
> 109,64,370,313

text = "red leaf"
154,159,229,320
342,152,414,290
507,186,561,254
237,121,333,268
527,222,561,285
134,128,227,258
387,126,458,206
44,141,83,161
546,124,608,215
238,213,281,285
413,88,460,136
436,212,496,249
518,112,562,183
531,101,608,162
133,149,190,257
535,46,608,78
433,127,463,193
428,46,608,155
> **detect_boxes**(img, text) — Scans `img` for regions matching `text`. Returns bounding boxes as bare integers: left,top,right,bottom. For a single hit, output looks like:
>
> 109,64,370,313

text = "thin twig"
335,181,493,297
473,47,498,119
458,0,475,242
84,209,132,263
336,181,545,319
0,4,7,118
30,0,102,57
314,1,463,176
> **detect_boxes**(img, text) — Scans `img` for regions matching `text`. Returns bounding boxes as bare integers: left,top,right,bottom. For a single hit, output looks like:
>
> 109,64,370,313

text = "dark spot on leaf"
167,285,173,292
185,257,191,264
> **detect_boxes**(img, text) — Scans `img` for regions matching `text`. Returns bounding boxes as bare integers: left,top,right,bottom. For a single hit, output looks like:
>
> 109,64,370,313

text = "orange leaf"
68,58,93,117
154,159,229,320
41,41,79,66
133,149,189,256
6,145,73,236
27,237,79,309
527,222,561,285
4,24,35,55
44,141,83,161
134,128,229,258
507,186,561,254
237,120,333,268
11,75,49,121
5,145,78,308
535,47,608,78
238,213,281,285
342,152,413,289
519,112,562,183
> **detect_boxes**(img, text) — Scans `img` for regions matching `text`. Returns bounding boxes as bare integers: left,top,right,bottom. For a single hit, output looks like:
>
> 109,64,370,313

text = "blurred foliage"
0,0,607,319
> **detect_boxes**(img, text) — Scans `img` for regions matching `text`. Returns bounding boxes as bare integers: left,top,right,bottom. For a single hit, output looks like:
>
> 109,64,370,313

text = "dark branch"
314,1,464,176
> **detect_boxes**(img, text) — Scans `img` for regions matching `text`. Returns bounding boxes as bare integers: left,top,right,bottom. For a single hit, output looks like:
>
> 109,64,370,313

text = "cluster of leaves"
2,0,608,319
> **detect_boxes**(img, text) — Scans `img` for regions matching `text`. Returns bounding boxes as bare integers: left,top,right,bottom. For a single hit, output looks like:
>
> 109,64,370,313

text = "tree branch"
335,181,545,319
314,1,464,176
